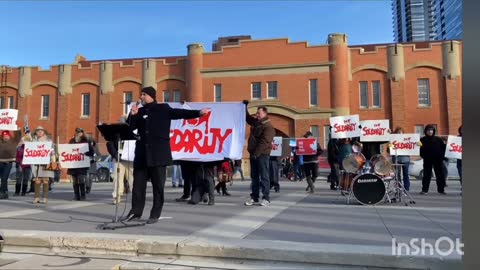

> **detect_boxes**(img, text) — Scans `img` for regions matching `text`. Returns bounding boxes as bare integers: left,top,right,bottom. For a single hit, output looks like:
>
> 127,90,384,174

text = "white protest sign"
169,102,246,162
120,140,136,162
445,135,462,160
58,143,91,168
23,142,53,165
270,136,283,156
360,120,390,142
0,109,18,131
389,134,421,156
329,115,361,139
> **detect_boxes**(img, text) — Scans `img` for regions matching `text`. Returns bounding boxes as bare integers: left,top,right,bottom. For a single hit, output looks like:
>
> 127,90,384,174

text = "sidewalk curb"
0,230,461,270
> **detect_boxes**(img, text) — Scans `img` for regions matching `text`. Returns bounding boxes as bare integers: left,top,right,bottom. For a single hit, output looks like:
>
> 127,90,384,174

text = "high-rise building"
392,0,461,42
434,0,462,40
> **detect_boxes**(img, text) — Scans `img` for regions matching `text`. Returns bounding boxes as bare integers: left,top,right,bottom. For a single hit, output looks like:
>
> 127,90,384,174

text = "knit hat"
75,127,84,133
304,131,313,138
1,131,11,137
35,126,45,132
141,86,157,100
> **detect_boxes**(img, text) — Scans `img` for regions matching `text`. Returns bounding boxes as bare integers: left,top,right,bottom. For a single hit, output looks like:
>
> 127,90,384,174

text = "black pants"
250,155,270,202
328,161,339,187
303,162,318,182
180,161,199,198
457,159,462,184
190,164,215,204
269,159,279,189
422,159,446,193
130,166,166,219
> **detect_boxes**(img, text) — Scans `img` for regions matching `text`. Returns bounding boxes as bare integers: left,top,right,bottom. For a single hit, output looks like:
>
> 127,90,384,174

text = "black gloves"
242,100,249,105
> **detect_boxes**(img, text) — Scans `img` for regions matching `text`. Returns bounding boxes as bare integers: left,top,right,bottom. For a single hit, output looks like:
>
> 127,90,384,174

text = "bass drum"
351,173,386,205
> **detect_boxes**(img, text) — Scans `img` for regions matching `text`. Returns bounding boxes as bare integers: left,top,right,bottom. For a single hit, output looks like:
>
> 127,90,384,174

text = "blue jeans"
172,165,183,186
396,162,410,191
250,155,270,201
0,162,13,193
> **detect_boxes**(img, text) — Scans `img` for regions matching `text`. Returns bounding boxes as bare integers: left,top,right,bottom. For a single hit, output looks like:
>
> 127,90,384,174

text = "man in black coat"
124,86,210,224
420,124,447,195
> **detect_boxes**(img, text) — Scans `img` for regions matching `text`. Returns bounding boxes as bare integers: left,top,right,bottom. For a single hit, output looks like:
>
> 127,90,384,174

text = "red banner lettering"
392,140,417,150
61,152,85,162
362,127,387,136
449,143,462,153
25,149,51,158
170,128,232,154
334,123,356,133
0,117,14,125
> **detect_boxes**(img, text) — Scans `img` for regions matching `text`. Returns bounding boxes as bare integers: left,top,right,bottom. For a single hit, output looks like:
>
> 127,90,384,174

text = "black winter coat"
128,102,200,168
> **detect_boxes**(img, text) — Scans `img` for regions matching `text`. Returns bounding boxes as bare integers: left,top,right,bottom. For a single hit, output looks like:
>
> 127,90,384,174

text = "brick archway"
267,113,294,138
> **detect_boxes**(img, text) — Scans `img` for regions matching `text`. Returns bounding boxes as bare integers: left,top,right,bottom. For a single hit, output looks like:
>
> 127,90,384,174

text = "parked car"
409,158,460,180
90,155,114,182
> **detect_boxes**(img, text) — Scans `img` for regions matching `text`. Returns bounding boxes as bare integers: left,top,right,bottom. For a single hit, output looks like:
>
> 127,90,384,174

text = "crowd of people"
0,86,463,223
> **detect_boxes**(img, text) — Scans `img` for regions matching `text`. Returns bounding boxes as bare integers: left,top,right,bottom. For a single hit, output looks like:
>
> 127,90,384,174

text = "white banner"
58,143,91,168
169,102,246,161
360,120,391,142
329,115,361,139
270,136,283,156
445,135,462,160
23,142,53,165
120,140,136,162
0,109,18,131
389,134,421,156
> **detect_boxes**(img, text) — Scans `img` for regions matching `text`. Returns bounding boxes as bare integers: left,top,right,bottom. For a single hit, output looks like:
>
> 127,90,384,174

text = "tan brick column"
186,43,204,102
387,44,407,130
328,33,350,116
442,41,462,134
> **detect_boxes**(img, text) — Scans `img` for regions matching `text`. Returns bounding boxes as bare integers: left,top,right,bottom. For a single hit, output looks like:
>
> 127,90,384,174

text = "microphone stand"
96,123,145,230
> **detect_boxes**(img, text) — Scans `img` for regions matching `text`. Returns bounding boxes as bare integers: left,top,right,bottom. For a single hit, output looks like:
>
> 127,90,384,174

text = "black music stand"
96,123,145,230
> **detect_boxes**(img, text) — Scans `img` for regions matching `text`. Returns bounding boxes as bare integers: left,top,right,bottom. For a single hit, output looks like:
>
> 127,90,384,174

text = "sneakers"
244,198,258,206
260,199,270,206
146,217,159,224
121,213,141,222
420,191,428,195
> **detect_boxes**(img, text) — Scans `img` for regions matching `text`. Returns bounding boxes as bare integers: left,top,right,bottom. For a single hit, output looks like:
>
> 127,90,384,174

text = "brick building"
1,33,462,154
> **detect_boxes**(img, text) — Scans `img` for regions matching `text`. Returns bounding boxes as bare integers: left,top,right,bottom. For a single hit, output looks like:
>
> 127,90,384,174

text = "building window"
173,90,181,102
323,125,331,148
372,81,381,108
163,90,170,102
359,81,368,108
7,96,14,109
251,82,261,99
123,91,133,115
214,84,222,102
418,79,431,106
267,81,278,99
310,125,319,139
0,97,4,109
41,95,49,118
81,93,90,117
309,79,318,106
415,125,424,135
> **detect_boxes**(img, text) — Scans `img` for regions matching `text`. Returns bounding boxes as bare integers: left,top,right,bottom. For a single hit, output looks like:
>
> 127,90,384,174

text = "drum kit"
339,153,416,206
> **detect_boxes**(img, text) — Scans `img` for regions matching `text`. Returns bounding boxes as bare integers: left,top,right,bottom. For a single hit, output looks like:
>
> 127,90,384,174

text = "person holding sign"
389,127,411,191
0,130,21,199
420,124,447,195
243,101,275,207
302,131,323,193
31,126,55,204
124,86,210,224
66,127,94,201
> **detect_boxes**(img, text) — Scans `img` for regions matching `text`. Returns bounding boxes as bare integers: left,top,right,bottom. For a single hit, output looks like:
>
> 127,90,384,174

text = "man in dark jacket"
302,131,323,193
327,132,339,190
125,86,210,224
243,100,275,206
420,124,447,195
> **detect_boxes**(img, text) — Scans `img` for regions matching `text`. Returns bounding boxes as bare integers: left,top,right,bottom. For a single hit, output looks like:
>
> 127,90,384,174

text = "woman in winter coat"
31,126,55,204
67,128,94,201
